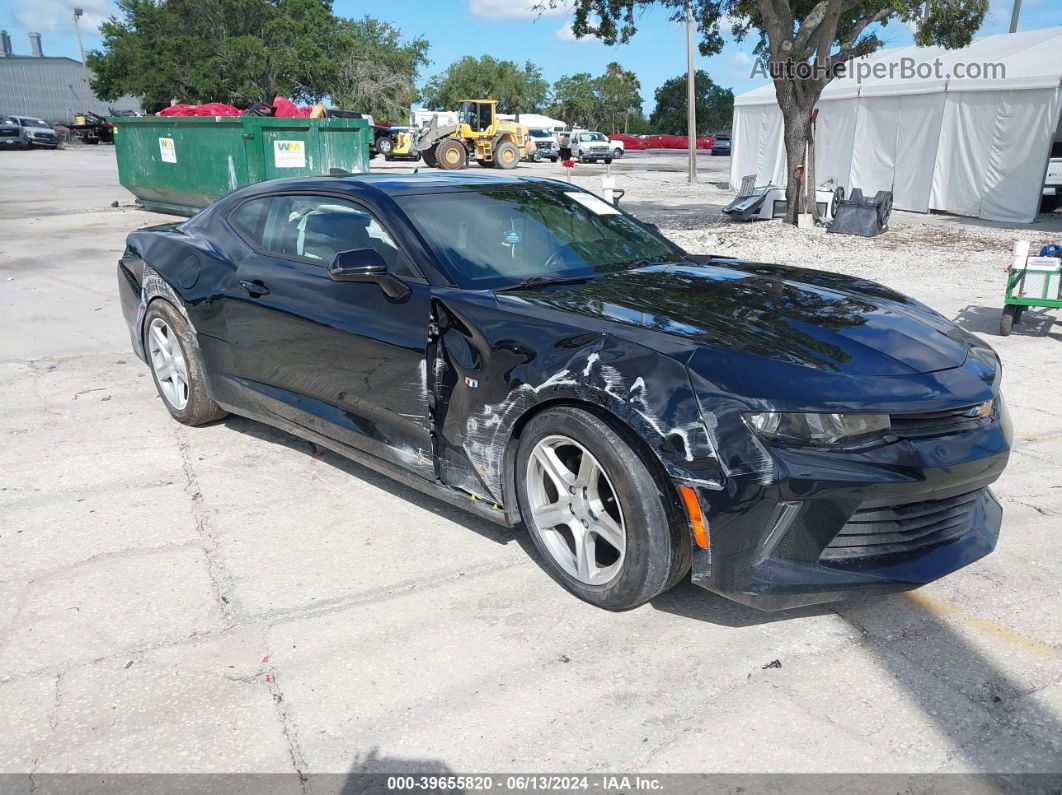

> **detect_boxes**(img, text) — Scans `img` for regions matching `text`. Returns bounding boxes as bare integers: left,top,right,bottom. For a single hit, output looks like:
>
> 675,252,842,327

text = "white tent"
731,29,1062,223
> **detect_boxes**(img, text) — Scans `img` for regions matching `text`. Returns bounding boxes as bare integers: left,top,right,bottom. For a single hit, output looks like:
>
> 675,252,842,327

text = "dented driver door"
223,192,436,479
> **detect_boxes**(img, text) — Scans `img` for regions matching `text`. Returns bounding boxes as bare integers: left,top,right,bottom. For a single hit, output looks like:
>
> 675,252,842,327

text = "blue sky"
0,0,1056,112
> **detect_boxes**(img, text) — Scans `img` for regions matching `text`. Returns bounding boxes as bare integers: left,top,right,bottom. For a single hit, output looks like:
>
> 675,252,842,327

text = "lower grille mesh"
821,488,983,562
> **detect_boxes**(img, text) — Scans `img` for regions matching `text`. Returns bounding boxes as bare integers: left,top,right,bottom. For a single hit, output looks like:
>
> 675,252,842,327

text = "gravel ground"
1,147,1060,786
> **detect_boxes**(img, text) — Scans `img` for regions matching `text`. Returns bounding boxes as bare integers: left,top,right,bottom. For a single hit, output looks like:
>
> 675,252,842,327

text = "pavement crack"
48,670,63,732
175,425,241,623
262,643,310,790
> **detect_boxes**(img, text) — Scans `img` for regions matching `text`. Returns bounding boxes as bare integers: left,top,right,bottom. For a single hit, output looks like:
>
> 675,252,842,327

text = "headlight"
746,411,891,449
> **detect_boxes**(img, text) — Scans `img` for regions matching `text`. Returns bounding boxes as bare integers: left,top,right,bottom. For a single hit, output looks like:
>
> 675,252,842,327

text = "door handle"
239,279,270,296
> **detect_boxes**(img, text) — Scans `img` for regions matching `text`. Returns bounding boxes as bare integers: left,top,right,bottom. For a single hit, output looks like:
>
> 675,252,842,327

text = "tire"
436,139,466,170
1041,195,1061,214
999,305,1019,336
476,158,491,168
420,146,438,168
604,157,613,165
515,406,689,611
613,147,623,159
494,140,519,170
143,300,227,426
376,136,394,155
87,138,99,145
549,156,558,163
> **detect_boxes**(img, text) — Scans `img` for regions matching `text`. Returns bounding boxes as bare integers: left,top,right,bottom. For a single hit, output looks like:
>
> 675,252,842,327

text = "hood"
504,261,970,377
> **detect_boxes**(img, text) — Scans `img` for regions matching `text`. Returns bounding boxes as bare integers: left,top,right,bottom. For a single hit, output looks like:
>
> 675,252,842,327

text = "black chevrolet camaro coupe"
117,173,1011,611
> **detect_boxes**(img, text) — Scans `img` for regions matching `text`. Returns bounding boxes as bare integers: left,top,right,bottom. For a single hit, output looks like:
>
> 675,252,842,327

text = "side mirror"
328,249,409,300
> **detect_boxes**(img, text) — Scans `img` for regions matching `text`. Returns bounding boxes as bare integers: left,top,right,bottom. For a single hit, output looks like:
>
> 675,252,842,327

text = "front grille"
890,404,990,439
821,488,983,562
0,129,17,137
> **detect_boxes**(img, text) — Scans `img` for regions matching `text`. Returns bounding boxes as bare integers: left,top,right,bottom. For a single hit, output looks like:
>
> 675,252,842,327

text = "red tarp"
157,97,312,118
609,134,648,150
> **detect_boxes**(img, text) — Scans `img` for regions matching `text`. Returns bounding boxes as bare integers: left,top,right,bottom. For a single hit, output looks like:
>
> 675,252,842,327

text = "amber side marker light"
679,485,709,549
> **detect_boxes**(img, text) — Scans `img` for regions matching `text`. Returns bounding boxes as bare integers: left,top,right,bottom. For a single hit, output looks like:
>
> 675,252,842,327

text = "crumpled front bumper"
684,419,1010,611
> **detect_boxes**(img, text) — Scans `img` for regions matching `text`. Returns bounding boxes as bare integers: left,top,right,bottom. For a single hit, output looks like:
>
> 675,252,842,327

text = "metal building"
0,30,141,124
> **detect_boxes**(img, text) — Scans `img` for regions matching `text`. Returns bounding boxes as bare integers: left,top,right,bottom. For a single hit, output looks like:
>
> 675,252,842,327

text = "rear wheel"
515,407,689,610
420,146,438,168
376,136,394,155
143,301,227,426
494,140,519,170
436,139,466,170
613,147,623,159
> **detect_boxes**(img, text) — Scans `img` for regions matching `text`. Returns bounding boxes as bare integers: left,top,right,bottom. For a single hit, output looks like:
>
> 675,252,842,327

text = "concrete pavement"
1,147,1060,786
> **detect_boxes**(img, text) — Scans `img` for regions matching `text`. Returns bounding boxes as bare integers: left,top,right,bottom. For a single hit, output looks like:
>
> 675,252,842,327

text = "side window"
231,195,406,270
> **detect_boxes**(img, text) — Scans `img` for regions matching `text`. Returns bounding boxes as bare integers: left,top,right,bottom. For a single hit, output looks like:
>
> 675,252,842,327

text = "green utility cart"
111,115,371,216
1000,247,1062,335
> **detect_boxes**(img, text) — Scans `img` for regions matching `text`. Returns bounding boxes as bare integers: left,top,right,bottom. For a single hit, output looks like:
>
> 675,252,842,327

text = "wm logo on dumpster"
274,139,307,168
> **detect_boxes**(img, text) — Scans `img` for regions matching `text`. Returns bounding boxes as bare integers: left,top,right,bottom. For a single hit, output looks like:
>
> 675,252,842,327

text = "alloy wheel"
525,434,626,585
147,317,190,410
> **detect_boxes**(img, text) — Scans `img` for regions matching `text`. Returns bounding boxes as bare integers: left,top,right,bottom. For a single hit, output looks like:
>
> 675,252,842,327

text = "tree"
650,70,733,134
598,62,644,133
549,63,643,132
422,56,549,114
330,17,429,121
549,0,988,223
89,0,344,109
550,72,600,128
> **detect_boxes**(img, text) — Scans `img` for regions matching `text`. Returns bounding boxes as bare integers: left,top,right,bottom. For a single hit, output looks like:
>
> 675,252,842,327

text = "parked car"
117,172,1010,612
527,128,559,162
710,134,731,156
0,115,29,150
1042,140,1062,214
572,131,615,163
12,116,59,148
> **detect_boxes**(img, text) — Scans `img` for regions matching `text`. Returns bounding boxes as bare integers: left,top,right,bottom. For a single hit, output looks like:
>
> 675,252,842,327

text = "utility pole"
686,0,697,183
1009,0,1021,32
73,8,91,108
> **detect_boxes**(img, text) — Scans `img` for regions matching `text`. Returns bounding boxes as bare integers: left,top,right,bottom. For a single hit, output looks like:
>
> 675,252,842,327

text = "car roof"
240,172,566,198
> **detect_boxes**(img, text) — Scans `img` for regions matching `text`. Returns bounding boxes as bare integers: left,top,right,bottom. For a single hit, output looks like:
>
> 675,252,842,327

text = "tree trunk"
807,117,819,222
781,105,810,224
776,78,828,225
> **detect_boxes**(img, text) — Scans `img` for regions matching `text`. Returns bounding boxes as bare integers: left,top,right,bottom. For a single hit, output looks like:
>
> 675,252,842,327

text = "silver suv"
0,115,28,150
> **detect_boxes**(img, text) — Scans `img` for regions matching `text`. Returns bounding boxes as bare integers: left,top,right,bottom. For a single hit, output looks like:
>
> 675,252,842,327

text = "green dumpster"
111,115,371,216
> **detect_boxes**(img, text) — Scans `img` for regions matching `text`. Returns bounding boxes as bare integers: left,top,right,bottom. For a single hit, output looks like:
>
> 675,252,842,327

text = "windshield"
530,129,551,138
20,118,49,128
397,186,682,290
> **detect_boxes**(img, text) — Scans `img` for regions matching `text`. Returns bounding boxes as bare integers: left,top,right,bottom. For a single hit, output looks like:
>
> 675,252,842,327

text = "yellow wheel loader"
390,100,530,170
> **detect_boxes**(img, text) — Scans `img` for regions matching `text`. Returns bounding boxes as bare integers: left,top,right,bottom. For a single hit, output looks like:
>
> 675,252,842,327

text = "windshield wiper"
619,254,672,270
498,274,593,291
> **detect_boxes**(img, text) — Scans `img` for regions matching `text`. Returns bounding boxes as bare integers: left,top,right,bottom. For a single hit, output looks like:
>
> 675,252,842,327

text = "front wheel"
613,148,623,159
494,140,519,170
515,407,690,610
1000,305,1020,336
143,301,227,426
376,136,394,155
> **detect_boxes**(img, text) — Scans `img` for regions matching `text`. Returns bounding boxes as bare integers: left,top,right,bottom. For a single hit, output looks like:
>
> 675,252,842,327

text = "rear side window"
230,195,413,274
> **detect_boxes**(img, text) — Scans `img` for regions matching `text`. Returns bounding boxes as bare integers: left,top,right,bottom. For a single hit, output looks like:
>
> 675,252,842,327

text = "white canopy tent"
730,29,1062,223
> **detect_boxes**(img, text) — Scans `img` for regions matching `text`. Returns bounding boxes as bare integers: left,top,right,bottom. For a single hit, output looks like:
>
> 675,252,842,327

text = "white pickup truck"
1043,141,1062,214
571,131,623,163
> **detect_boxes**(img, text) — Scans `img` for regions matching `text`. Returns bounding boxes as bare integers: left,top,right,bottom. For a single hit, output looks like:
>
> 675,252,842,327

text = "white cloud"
555,23,593,42
732,50,752,65
13,0,115,36
469,0,573,19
